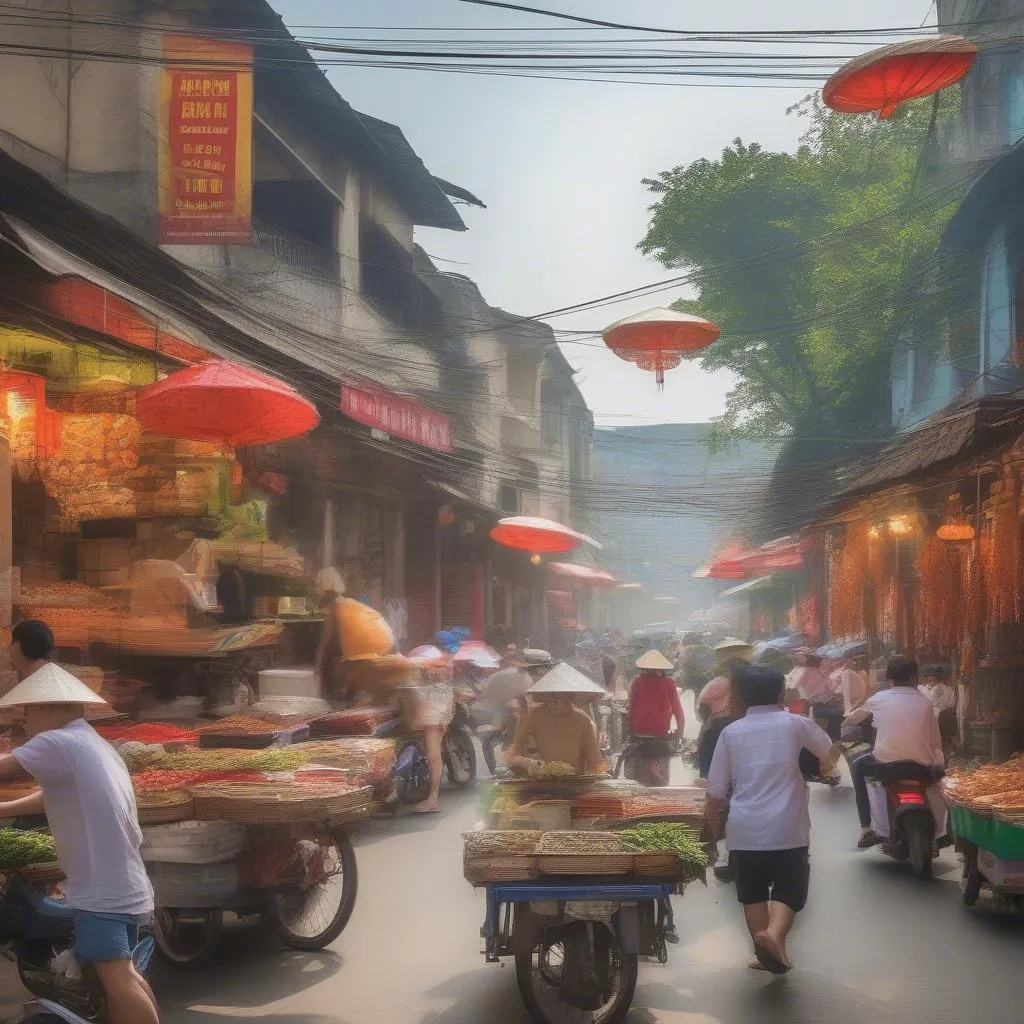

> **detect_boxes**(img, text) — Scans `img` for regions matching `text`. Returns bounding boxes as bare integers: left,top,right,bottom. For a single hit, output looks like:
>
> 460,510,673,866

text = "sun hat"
714,638,754,662
636,650,674,671
521,649,554,667
528,662,608,699
0,663,106,708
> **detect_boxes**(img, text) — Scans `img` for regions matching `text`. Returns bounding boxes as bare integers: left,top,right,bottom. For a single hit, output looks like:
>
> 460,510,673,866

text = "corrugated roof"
836,392,1024,498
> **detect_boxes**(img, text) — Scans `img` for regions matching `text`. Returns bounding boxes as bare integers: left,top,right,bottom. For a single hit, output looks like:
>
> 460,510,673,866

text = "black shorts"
732,847,810,912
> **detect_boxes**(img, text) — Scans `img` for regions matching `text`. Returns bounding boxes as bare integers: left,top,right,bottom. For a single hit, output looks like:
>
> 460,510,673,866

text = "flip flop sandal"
753,940,790,975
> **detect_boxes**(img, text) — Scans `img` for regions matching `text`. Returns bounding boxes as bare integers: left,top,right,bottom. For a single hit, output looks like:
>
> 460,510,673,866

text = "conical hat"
528,662,608,698
0,662,106,707
714,638,753,661
636,650,673,671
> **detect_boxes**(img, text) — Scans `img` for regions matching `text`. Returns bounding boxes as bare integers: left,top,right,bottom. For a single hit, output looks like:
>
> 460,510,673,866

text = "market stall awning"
720,575,782,599
491,516,602,555
548,562,617,588
428,479,502,518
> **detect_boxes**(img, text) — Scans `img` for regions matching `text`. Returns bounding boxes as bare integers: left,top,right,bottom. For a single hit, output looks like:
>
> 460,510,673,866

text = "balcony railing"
251,216,341,283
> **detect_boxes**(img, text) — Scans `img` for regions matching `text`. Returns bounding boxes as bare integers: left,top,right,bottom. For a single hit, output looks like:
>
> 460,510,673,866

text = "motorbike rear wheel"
269,832,358,951
443,727,477,787
515,929,637,1024
905,816,934,880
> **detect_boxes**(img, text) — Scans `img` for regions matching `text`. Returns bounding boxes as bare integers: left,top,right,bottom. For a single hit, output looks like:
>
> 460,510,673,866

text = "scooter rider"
844,655,945,849
624,650,686,785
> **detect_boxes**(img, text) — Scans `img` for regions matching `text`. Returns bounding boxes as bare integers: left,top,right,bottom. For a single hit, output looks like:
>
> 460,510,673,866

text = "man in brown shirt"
507,663,606,775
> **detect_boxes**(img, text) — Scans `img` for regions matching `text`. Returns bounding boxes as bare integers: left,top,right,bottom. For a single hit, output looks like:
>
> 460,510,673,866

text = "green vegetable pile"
0,828,57,869
618,822,708,883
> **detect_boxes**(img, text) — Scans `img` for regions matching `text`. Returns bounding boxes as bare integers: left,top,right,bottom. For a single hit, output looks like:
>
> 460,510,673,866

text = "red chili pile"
95,723,199,745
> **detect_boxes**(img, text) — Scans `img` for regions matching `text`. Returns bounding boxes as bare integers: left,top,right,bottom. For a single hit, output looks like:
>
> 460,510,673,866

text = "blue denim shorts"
73,910,149,963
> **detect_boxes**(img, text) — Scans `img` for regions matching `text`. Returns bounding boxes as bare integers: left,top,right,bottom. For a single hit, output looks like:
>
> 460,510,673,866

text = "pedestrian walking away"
704,663,841,975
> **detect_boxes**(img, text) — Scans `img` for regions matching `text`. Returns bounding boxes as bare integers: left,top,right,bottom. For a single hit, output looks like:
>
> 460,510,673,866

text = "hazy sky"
274,1,935,425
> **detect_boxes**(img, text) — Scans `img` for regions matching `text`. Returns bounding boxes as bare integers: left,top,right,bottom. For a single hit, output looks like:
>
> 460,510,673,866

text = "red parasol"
602,308,720,388
490,516,600,555
136,360,319,447
823,36,977,120
548,562,617,588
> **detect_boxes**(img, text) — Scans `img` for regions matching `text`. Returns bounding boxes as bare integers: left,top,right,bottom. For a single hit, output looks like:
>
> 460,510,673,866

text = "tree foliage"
639,95,973,447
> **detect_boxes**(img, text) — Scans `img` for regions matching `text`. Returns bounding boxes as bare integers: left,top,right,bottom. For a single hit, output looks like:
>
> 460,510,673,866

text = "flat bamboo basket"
137,791,194,825
537,853,635,876
191,783,373,825
631,851,680,877
19,861,65,886
463,850,539,885
463,830,543,856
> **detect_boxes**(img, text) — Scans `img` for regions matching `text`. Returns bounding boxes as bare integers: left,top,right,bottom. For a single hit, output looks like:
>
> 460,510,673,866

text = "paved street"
151,763,1024,1024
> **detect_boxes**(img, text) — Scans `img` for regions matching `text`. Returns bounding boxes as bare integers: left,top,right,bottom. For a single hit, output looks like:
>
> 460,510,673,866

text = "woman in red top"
626,651,686,784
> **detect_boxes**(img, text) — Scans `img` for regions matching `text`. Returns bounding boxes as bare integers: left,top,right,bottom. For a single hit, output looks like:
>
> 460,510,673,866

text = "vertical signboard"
158,35,253,244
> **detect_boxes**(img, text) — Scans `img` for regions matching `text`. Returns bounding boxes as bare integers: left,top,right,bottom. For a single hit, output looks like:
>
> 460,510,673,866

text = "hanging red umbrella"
705,542,752,581
490,516,600,558
823,36,977,120
602,308,720,388
548,562,617,588
136,360,319,448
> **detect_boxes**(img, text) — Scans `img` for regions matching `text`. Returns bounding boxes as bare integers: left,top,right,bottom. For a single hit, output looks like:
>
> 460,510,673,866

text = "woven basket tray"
191,783,373,824
631,851,679,877
464,830,543,856
137,791,194,825
538,853,635,876
464,851,539,885
537,831,623,854
19,861,65,886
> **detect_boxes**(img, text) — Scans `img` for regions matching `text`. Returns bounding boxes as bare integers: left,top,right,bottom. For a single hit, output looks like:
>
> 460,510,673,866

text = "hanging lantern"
490,516,600,558
136,360,319,449
823,36,977,120
937,492,975,543
602,308,720,389
438,504,456,527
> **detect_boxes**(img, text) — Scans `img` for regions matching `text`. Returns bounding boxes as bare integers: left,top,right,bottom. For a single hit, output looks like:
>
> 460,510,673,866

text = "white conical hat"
0,662,106,707
636,650,674,671
528,662,608,698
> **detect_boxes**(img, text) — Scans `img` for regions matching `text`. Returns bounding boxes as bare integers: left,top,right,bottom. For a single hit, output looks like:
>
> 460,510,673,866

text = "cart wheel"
515,929,638,1024
154,908,224,969
270,831,358,951
962,843,982,907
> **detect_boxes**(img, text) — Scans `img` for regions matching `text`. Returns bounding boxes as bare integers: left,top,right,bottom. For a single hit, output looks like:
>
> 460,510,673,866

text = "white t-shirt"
846,686,944,767
706,706,834,851
13,719,153,915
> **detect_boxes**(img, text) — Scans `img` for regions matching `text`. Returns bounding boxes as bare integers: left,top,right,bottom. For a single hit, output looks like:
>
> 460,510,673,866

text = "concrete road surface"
151,765,1024,1024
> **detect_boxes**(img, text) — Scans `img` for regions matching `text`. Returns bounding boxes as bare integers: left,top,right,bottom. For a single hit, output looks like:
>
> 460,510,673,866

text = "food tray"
538,852,635,876
464,851,539,885
137,791,194,825
191,783,373,825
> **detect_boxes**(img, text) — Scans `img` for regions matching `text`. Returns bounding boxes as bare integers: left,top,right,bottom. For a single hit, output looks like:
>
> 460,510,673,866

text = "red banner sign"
158,35,253,244
340,379,453,453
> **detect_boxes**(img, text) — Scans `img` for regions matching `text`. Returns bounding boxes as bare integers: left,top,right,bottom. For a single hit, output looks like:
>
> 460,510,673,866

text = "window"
499,484,520,514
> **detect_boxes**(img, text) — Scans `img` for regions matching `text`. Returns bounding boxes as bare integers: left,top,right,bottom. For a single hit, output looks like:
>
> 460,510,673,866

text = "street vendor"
0,620,158,1024
508,663,605,776
315,567,396,702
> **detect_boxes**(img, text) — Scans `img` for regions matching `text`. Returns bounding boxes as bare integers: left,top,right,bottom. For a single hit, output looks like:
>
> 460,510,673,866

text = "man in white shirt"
919,663,957,759
705,664,840,975
0,620,158,1024
844,656,945,849
836,655,870,715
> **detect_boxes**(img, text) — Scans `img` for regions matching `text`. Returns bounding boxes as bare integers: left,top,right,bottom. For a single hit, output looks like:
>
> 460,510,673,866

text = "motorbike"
614,733,680,788
0,874,155,1023
842,724,944,879
376,703,477,805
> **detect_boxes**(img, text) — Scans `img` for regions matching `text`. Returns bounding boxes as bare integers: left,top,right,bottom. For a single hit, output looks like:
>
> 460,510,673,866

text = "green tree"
639,95,974,447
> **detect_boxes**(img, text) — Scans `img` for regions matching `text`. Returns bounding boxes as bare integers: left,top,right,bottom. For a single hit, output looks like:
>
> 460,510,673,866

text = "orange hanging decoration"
823,36,977,120
601,308,720,389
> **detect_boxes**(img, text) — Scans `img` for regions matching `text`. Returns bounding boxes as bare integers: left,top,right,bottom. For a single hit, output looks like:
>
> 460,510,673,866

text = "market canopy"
490,516,602,555
136,360,319,448
548,562,617,588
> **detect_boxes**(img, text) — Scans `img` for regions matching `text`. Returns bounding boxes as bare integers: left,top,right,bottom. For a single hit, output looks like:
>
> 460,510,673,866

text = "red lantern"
823,36,977,120
602,308,720,388
136,360,319,448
